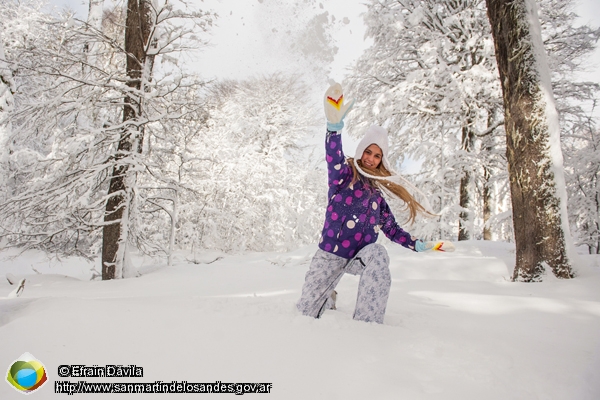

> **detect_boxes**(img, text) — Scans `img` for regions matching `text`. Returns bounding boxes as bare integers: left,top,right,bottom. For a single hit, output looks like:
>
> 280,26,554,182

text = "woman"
296,83,453,324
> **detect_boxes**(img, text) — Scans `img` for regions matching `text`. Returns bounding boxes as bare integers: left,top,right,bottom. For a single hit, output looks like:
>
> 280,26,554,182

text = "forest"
2,1,600,398
0,0,598,280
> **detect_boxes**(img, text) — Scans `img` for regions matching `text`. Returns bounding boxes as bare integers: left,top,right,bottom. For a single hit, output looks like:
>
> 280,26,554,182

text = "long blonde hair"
347,158,433,224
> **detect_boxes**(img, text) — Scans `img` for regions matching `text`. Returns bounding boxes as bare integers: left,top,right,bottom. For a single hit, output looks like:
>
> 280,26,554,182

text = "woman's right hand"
324,82,355,131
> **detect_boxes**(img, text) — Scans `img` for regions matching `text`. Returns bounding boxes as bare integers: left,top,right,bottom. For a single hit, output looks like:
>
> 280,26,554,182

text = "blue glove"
324,82,355,131
415,240,428,252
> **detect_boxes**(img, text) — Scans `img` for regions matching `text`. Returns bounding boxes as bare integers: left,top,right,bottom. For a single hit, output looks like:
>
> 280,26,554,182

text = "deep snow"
1,241,599,399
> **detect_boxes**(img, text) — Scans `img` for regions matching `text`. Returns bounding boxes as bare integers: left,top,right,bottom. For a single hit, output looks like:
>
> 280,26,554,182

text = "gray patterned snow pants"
296,243,391,324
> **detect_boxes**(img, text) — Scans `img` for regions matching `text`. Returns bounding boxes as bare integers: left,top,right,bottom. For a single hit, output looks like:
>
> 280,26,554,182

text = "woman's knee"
361,243,390,266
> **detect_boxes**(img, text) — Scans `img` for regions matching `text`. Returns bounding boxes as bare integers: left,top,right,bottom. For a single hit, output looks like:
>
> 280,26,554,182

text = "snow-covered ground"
1,241,599,399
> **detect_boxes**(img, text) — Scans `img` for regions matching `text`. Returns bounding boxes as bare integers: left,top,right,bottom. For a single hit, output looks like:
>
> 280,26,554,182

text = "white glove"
324,82,355,131
415,240,455,252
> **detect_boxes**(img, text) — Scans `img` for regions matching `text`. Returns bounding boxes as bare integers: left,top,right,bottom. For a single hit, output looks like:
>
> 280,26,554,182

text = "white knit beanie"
354,125,393,172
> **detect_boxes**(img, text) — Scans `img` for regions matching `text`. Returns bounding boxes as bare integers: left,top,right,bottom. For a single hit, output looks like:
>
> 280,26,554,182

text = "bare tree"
485,0,575,280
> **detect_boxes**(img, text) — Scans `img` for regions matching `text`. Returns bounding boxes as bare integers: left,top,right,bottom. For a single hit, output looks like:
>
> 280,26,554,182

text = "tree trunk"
84,0,105,67
87,0,105,31
482,164,493,241
486,0,574,281
0,37,15,198
458,117,474,241
596,193,600,254
482,112,497,241
102,0,153,280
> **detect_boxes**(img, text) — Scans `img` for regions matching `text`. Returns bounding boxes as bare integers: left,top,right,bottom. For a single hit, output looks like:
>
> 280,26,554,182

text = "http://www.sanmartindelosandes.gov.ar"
6,352,49,394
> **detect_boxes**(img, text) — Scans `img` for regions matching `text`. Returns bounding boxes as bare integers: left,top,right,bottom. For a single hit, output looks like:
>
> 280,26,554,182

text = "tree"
85,0,105,64
101,0,155,280
172,75,324,253
538,0,600,255
0,0,214,275
128,74,325,259
539,0,599,133
563,115,600,254
0,35,15,199
485,0,575,280
347,0,507,241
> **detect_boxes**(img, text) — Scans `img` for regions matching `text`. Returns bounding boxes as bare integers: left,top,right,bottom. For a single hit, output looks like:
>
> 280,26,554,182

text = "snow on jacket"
318,130,417,259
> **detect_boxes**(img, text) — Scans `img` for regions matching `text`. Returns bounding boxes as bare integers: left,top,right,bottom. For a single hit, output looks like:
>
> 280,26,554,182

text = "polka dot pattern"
319,129,417,258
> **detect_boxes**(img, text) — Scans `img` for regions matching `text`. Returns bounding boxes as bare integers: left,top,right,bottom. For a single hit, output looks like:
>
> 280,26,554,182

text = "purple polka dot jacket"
318,130,418,259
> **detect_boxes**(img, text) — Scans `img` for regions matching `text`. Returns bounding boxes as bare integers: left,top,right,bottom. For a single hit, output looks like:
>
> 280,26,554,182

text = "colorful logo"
6,353,48,394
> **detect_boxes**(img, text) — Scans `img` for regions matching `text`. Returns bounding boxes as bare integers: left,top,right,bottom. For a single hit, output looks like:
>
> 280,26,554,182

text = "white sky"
197,0,370,83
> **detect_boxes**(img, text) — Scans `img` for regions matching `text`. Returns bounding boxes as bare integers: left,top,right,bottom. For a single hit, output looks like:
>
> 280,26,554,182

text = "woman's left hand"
415,240,455,252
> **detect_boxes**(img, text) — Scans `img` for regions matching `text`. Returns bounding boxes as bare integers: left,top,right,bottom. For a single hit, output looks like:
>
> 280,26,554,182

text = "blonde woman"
296,83,453,324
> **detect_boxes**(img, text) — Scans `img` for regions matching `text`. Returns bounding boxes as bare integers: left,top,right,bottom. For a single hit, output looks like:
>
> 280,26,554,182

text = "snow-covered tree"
347,0,506,241
159,75,324,253
0,1,327,271
538,0,600,255
540,0,599,131
101,0,157,280
0,0,215,278
486,0,575,280
563,115,600,254
0,34,15,200
84,0,105,68
346,0,598,248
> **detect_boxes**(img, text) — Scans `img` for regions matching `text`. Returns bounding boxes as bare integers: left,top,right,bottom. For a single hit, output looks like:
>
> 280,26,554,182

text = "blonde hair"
347,158,432,225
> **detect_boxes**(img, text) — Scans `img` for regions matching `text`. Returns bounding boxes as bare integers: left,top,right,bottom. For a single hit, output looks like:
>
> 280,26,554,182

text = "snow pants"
296,243,391,324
